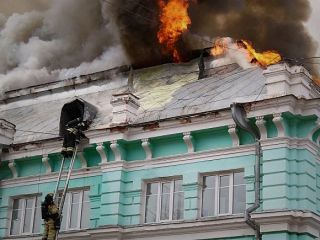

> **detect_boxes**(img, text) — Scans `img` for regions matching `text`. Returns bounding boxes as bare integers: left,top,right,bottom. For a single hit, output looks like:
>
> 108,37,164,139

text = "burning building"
0,53,320,239
0,0,320,240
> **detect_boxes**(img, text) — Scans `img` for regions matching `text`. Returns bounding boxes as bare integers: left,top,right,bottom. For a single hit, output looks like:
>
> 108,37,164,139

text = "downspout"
231,103,262,240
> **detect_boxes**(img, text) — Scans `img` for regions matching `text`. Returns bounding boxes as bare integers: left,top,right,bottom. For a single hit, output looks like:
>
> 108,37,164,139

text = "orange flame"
211,38,228,57
157,0,191,62
240,40,282,68
313,76,320,87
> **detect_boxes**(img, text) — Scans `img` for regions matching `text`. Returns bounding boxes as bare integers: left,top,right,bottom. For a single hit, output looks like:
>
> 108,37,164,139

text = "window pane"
60,193,70,230
202,189,215,217
33,197,42,233
173,192,184,220
174,180,182,191
70,192,81,229
81,190,90,228
146,183,158,195
203,176,215,189
160,193,170,220
234,172,245,185
23,198,34,233
219,187,230,214
220,175,230,187
233,185,246,213
11,199,23,235
162,182,171,194
145,195,157,223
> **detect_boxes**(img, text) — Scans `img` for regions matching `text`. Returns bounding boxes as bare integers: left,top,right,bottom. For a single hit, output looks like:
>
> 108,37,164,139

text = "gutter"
231,103,262,240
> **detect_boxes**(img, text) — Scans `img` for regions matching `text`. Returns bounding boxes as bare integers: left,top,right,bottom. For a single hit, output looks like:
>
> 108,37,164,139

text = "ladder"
53,144,79,240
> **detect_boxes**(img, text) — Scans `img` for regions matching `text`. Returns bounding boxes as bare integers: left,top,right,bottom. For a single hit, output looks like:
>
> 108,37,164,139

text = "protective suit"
42,194,60,240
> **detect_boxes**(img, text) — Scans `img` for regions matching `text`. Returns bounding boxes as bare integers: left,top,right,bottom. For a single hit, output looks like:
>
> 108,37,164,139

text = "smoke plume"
0,0,317,94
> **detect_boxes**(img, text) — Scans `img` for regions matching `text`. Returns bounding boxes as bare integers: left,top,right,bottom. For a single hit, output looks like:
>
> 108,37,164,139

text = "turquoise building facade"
0,62,319,239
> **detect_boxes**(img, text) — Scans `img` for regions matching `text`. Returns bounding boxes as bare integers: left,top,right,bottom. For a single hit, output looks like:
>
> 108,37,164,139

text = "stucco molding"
255,116,267,140
141,138,152,160
228,124,239,147
8,160,18,178
272,113,285,137
183,132,194,153
9,210,319,240
96,143,108,164
77,151,88,168
110,140,122,161
42,154,52,173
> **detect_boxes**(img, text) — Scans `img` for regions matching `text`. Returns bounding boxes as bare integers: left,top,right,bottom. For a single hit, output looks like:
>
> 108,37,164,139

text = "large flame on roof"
211,38,282,68
157,0,191,62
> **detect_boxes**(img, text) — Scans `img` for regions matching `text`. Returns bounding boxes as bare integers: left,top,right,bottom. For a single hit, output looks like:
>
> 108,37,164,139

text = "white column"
96,143,108,164
8,160,18,178
77,151,88,168
272,113,285,137
255,116,267,140
228,124,239,147
141,138,152,160
110,140,122,161
42,154,52,173
183,132,194,153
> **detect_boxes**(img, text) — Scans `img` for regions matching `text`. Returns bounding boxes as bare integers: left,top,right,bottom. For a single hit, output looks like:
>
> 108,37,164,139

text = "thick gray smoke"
113,0,317,69
0,0,317,94
0,0,128,94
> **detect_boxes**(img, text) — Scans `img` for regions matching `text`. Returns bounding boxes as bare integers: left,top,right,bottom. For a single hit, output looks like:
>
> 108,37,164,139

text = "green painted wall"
16,156,45,177
193,127,232,151
264,115,278,138
282,113,317,138
0,162,12,180
151,134,187,158
84,146,101,167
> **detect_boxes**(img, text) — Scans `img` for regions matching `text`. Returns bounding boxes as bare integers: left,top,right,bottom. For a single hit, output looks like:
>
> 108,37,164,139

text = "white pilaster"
110,140,122,161
228,124,239,147
141,138,152,160
272,113,285,137
96,143,108,164
42,154,52,173
255,116,267,140
183,132,194,153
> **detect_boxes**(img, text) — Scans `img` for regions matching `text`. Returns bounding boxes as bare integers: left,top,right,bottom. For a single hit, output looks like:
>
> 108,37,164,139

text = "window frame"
199,170,245,218
8,194,42,236
58,188,90,231
142,177,184,224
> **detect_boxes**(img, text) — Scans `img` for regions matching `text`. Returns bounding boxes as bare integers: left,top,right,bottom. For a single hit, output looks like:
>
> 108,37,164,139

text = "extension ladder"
53,145,79,240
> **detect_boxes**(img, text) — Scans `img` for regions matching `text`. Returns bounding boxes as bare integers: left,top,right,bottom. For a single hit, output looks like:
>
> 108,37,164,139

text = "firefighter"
61,118,88,158
41,193,60,240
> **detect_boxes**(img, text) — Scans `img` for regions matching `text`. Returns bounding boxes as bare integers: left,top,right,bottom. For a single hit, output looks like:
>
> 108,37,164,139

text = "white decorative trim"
96,143,108,164
141,138,152,160
8,161,18,178
272,113,285,137
308,119,320,143
77,151,88,168
228,124,239,147
110,140,122,161
255,116,267,140
183,132,194,153
13,210,317,240
42,154,52,173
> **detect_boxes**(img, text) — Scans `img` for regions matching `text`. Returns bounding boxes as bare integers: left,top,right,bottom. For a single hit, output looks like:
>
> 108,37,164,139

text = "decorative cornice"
141,138,152,160
255,116,267,140
96,143,108,164
183,132,194,153
308,119,320,143
228,124,239,147
42,154,52,173
110,140,122,161
272,113,285,137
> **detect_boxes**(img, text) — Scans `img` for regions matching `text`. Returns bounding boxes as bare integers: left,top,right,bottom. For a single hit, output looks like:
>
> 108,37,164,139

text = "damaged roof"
0,60,267,145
